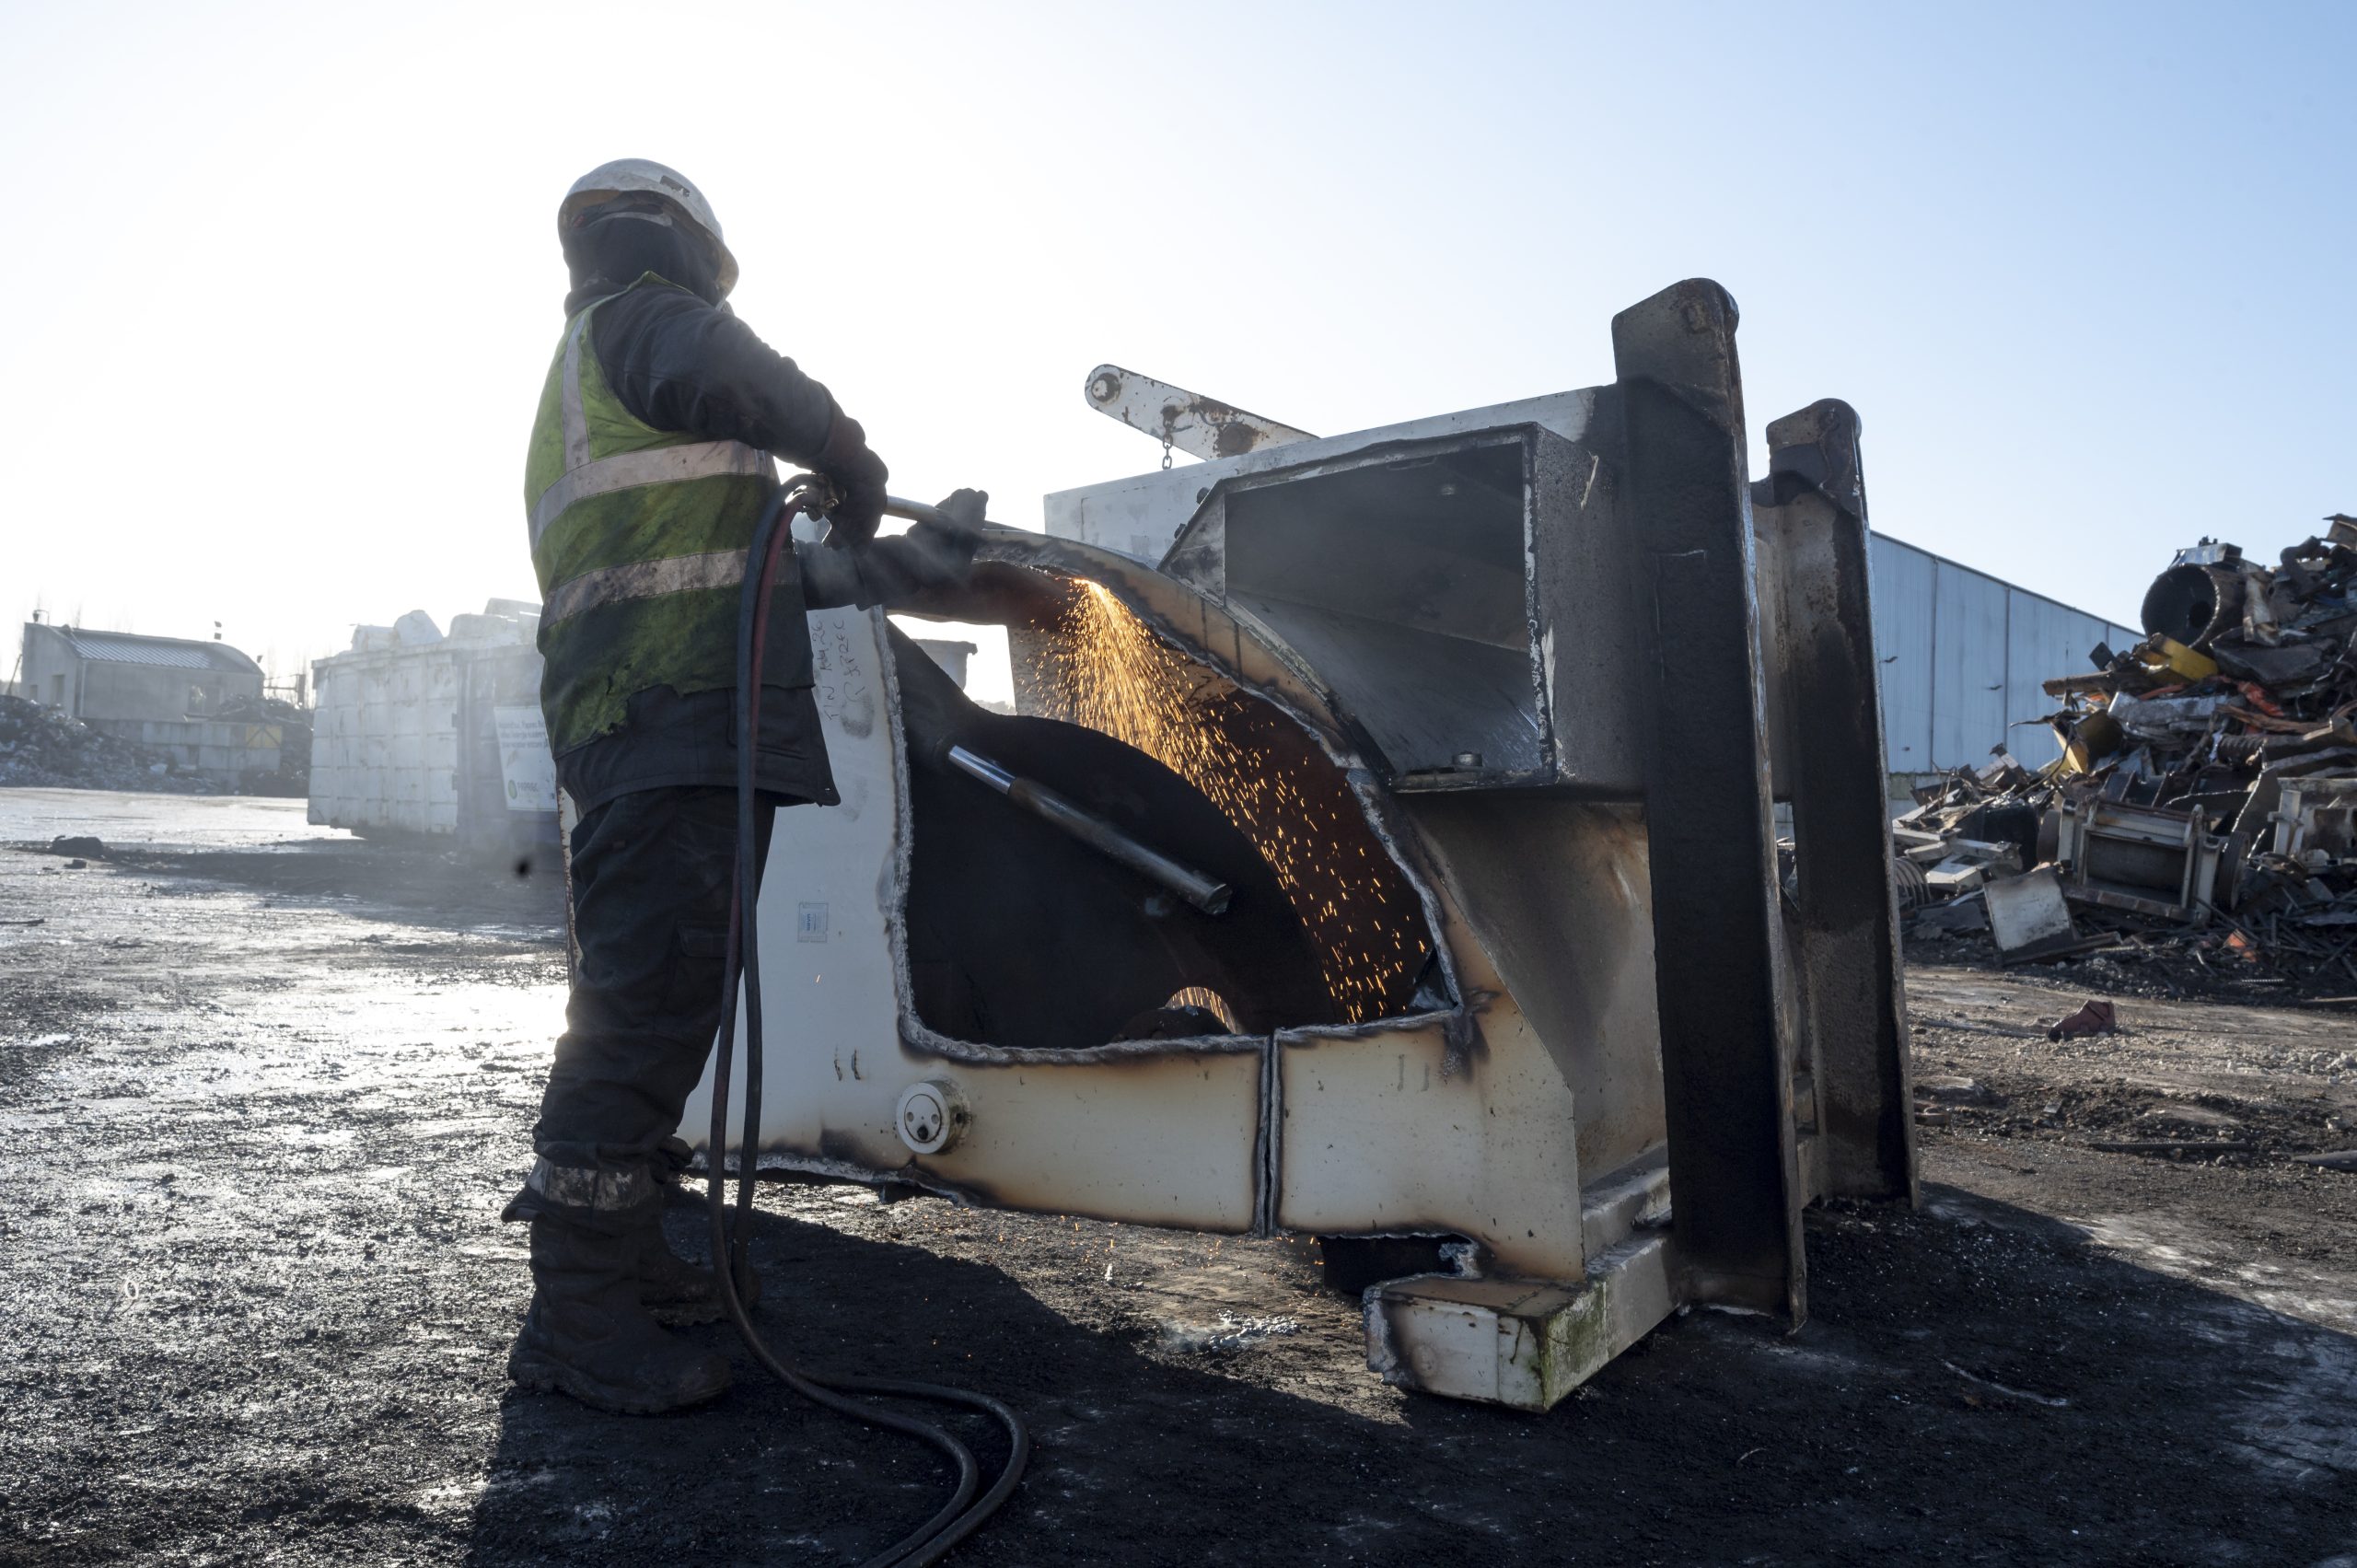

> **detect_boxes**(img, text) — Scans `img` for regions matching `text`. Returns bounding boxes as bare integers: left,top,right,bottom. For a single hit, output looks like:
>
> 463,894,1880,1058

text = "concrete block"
1984,868,2073,954
1365,1233,1677,1411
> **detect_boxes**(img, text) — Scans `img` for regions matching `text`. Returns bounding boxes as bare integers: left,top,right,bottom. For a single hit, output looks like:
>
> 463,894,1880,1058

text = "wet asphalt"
2,788,2353,1567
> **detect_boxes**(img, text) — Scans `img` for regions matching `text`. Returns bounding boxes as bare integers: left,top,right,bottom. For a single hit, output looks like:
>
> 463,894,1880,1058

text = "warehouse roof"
42,626,261,676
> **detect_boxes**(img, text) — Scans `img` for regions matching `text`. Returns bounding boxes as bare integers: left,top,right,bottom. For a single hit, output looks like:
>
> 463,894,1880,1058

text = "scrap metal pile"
0,694,226,795
1897,517,2357,998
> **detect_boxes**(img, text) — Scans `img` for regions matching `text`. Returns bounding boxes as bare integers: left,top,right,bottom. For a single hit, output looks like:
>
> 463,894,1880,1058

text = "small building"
17,621,284,786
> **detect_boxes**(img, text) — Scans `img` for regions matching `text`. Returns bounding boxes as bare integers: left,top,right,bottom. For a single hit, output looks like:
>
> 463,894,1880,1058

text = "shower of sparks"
1022,580,1424,1023
1165,986,1241,1031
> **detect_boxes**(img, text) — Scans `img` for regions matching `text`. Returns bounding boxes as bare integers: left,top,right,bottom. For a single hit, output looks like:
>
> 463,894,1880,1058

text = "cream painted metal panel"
679,606,1267,1233
1276,1006,1586,1280
1400,796,1664,1181
680,608,904,1165
905,1055,1265,1230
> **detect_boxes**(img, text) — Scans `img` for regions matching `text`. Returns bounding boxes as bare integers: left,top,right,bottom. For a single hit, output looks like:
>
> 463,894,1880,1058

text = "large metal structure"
682,279,1916,1410
1054,408,2139,784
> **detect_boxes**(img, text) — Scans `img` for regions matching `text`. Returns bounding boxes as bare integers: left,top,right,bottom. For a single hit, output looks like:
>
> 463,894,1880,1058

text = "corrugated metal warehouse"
1868,535,2136,781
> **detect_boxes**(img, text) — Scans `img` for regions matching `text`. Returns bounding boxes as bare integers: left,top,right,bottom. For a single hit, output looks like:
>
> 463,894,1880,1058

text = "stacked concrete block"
308,604,549,848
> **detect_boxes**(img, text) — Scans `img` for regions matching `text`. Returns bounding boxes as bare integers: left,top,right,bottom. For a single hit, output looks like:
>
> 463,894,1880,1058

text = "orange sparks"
1021,579,1423,1022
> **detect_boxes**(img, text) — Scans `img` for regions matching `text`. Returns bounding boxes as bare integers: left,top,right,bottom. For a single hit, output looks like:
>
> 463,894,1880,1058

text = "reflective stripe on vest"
541,548,748,627
529,310,772,551
529,440,771,549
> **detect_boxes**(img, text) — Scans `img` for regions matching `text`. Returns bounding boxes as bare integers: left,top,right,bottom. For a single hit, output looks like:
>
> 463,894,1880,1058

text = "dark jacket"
551,218,934,813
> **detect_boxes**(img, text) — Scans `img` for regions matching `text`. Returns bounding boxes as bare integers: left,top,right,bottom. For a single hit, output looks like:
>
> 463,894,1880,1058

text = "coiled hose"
705,482,1028,1567
1889,854,1931,912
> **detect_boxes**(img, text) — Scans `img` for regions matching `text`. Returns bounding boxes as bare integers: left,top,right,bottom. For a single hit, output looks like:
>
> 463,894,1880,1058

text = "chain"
1161,434,1174,471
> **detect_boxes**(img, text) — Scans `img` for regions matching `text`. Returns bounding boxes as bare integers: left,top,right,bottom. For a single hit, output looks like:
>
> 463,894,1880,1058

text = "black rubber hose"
705,484,1029,1568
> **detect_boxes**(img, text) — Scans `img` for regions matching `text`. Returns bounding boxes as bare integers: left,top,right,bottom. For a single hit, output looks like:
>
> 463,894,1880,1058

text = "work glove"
815,409,888,549
928,488,988,540
902,489,988,586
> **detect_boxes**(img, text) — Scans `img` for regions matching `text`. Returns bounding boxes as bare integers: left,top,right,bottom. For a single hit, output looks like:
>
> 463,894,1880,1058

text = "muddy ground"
1,787,2352,1567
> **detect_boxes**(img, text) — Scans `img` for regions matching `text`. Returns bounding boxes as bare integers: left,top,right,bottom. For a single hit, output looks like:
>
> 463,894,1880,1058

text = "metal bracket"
1754,400,1919,1206
1081,365,1315,463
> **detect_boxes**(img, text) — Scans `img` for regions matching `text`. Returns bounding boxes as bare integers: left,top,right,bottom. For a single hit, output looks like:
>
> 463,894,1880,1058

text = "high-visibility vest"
522,274,799,755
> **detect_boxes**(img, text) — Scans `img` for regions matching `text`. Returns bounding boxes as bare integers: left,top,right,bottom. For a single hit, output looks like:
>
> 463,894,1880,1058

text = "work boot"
637,1215,761,1327
508,1217,731,1415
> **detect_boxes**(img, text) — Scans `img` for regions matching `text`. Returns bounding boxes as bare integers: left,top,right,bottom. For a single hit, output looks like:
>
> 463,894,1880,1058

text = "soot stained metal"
674,279,1916,1411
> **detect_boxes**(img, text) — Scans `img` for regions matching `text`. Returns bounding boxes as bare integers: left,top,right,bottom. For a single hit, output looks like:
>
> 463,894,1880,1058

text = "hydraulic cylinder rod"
945,744,1234,916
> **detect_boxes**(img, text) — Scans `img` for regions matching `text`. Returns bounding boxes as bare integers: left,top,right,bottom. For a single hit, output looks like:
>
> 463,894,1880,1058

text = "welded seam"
1254,1028,1278,1237
1522,437,1555,776
875,602,923,1053
1340,770,1480,1071
735,1148,975,1202
1270,1005,1470,1047
900,1017,1261,1066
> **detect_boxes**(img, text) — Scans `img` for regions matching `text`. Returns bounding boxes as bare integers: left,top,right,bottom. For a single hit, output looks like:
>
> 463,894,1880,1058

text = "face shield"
561,196,729,306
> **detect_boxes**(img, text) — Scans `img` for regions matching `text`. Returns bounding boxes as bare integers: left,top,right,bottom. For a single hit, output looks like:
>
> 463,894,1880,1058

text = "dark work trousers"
505,785,776,1236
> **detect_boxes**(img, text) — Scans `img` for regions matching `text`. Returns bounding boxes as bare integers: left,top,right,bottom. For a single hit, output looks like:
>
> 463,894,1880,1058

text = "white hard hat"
559,158,738,297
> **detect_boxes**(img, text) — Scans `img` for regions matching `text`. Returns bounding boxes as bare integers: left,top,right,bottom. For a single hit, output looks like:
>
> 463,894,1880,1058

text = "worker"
507,158,985,1414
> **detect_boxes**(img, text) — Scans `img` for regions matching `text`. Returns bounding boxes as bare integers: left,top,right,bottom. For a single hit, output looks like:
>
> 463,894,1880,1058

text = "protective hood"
563,213,725,314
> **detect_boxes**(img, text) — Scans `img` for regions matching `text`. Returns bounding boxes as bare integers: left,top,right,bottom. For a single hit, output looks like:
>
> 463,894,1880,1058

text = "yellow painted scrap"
2136,636,2217,681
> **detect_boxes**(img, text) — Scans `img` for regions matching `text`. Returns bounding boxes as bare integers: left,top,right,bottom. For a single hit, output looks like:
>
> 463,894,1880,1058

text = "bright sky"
4,2,2350,706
